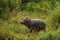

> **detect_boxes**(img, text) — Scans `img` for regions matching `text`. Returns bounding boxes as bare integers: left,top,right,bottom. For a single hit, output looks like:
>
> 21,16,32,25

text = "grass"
0,0,60,40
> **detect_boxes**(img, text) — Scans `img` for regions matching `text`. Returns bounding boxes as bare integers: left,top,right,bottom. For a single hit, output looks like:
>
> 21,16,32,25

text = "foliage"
0,0,60,40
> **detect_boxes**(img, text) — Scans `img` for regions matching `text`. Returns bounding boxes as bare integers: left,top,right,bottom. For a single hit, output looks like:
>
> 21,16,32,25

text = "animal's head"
20,18,30,25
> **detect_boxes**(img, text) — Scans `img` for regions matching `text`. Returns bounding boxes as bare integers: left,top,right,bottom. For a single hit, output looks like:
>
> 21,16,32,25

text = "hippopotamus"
20,18,46,33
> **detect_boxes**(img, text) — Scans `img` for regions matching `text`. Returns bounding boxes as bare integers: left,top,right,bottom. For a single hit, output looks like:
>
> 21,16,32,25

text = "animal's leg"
30,27,34,33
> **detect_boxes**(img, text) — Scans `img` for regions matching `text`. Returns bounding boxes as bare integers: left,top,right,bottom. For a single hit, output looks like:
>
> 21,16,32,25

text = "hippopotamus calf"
20,18,46,33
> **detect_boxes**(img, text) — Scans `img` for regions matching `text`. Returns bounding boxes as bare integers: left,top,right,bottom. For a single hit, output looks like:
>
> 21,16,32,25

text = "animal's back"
31,19,44,23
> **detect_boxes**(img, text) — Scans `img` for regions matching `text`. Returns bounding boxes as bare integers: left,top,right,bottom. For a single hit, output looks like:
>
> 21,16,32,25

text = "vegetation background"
0,0,60,40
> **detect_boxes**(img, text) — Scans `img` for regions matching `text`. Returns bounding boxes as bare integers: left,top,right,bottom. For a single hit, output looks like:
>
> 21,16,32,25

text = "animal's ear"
26,17,29,19
25,17,30,22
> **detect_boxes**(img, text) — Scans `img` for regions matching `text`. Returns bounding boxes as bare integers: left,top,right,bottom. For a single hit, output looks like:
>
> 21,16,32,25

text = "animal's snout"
20,21,24,24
